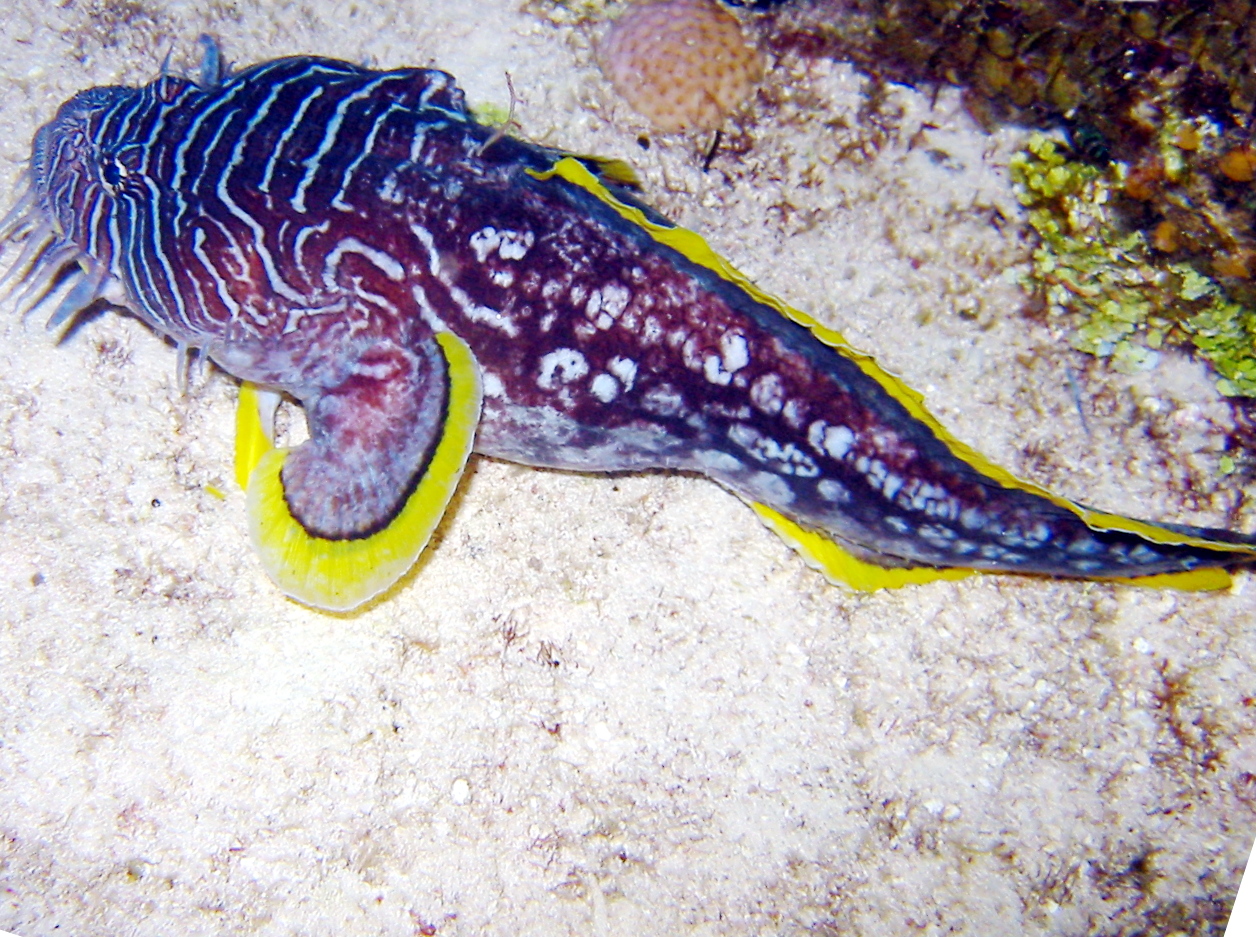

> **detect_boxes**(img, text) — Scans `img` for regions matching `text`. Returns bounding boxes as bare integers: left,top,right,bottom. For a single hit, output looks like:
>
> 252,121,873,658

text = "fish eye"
101,159,121,188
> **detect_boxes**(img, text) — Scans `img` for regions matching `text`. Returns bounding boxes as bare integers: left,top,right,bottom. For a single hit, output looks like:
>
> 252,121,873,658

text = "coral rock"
598,0,763,134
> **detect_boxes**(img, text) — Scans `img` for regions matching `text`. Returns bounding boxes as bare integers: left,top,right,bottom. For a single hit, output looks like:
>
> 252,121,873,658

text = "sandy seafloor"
2,1,1256,935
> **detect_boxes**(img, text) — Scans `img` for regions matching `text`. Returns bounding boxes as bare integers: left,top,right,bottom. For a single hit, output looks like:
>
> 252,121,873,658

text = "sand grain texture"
1,2,1254,935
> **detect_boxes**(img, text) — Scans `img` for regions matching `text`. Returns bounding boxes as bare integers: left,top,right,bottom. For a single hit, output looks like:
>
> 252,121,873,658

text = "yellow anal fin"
234,382,279,490
749,502,976,591
751,503,1236,593
242,331,483,612
1110,567,1233,592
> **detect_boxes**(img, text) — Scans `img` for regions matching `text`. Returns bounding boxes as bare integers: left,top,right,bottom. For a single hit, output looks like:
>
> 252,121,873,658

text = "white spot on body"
469,226,502,263
750,373,785,415
960,507,986,531
929,496,959,522
703,354,733,386
679,336,702,373
918,524,958,547
728,424,820,477
469,226,536,264
537,348,589,390
482,372,505,398
378,173,403,204
585,283,631,330
1026,521,1052,546
882,474,903,502
898,479,959,522
808,421,856,461
884,516,912,534
1067,536,1103,555
498,229,535,260
720,332,750,373
608,356,637,390
590,373,620,403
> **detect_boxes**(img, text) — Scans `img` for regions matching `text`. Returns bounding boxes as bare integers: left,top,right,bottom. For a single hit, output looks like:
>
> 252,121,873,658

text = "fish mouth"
1,86,135,330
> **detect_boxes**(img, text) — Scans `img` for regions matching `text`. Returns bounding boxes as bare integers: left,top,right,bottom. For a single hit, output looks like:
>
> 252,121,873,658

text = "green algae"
470,100,513,128
1011,134,1256,397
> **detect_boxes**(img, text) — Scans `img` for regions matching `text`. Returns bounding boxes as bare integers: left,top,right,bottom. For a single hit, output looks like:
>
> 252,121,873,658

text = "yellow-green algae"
1011,133,1256,398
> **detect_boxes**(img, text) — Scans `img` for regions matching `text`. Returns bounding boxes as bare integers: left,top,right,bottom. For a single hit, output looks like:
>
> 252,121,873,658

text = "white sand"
1,2,1254,935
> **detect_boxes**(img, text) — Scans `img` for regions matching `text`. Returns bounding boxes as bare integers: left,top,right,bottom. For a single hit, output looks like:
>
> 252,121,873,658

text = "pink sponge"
598,0,764,134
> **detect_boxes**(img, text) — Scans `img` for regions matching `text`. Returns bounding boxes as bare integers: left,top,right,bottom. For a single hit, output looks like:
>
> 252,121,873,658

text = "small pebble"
450,777,471,805
1219,147,1256,183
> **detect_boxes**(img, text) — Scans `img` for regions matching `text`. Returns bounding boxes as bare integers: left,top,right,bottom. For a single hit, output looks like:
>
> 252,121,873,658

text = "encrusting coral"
1012,133,1256,399
597,0,763,133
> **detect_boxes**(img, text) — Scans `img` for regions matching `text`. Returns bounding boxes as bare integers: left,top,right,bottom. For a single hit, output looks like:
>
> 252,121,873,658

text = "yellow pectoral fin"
234,381,275,491
245,331,483,612
750,502,977,591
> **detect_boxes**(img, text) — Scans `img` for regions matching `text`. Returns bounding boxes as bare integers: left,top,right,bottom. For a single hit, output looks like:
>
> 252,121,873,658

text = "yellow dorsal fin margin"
237,332,483,612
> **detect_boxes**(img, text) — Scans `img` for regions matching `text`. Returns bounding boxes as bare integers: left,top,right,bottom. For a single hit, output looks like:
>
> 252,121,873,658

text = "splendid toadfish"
5,42,1256,611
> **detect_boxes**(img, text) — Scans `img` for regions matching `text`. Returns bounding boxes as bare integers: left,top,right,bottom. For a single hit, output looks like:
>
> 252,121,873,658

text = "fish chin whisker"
8,242,88,320
0,182,37,243
45,265,109,331
0,225,59,299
